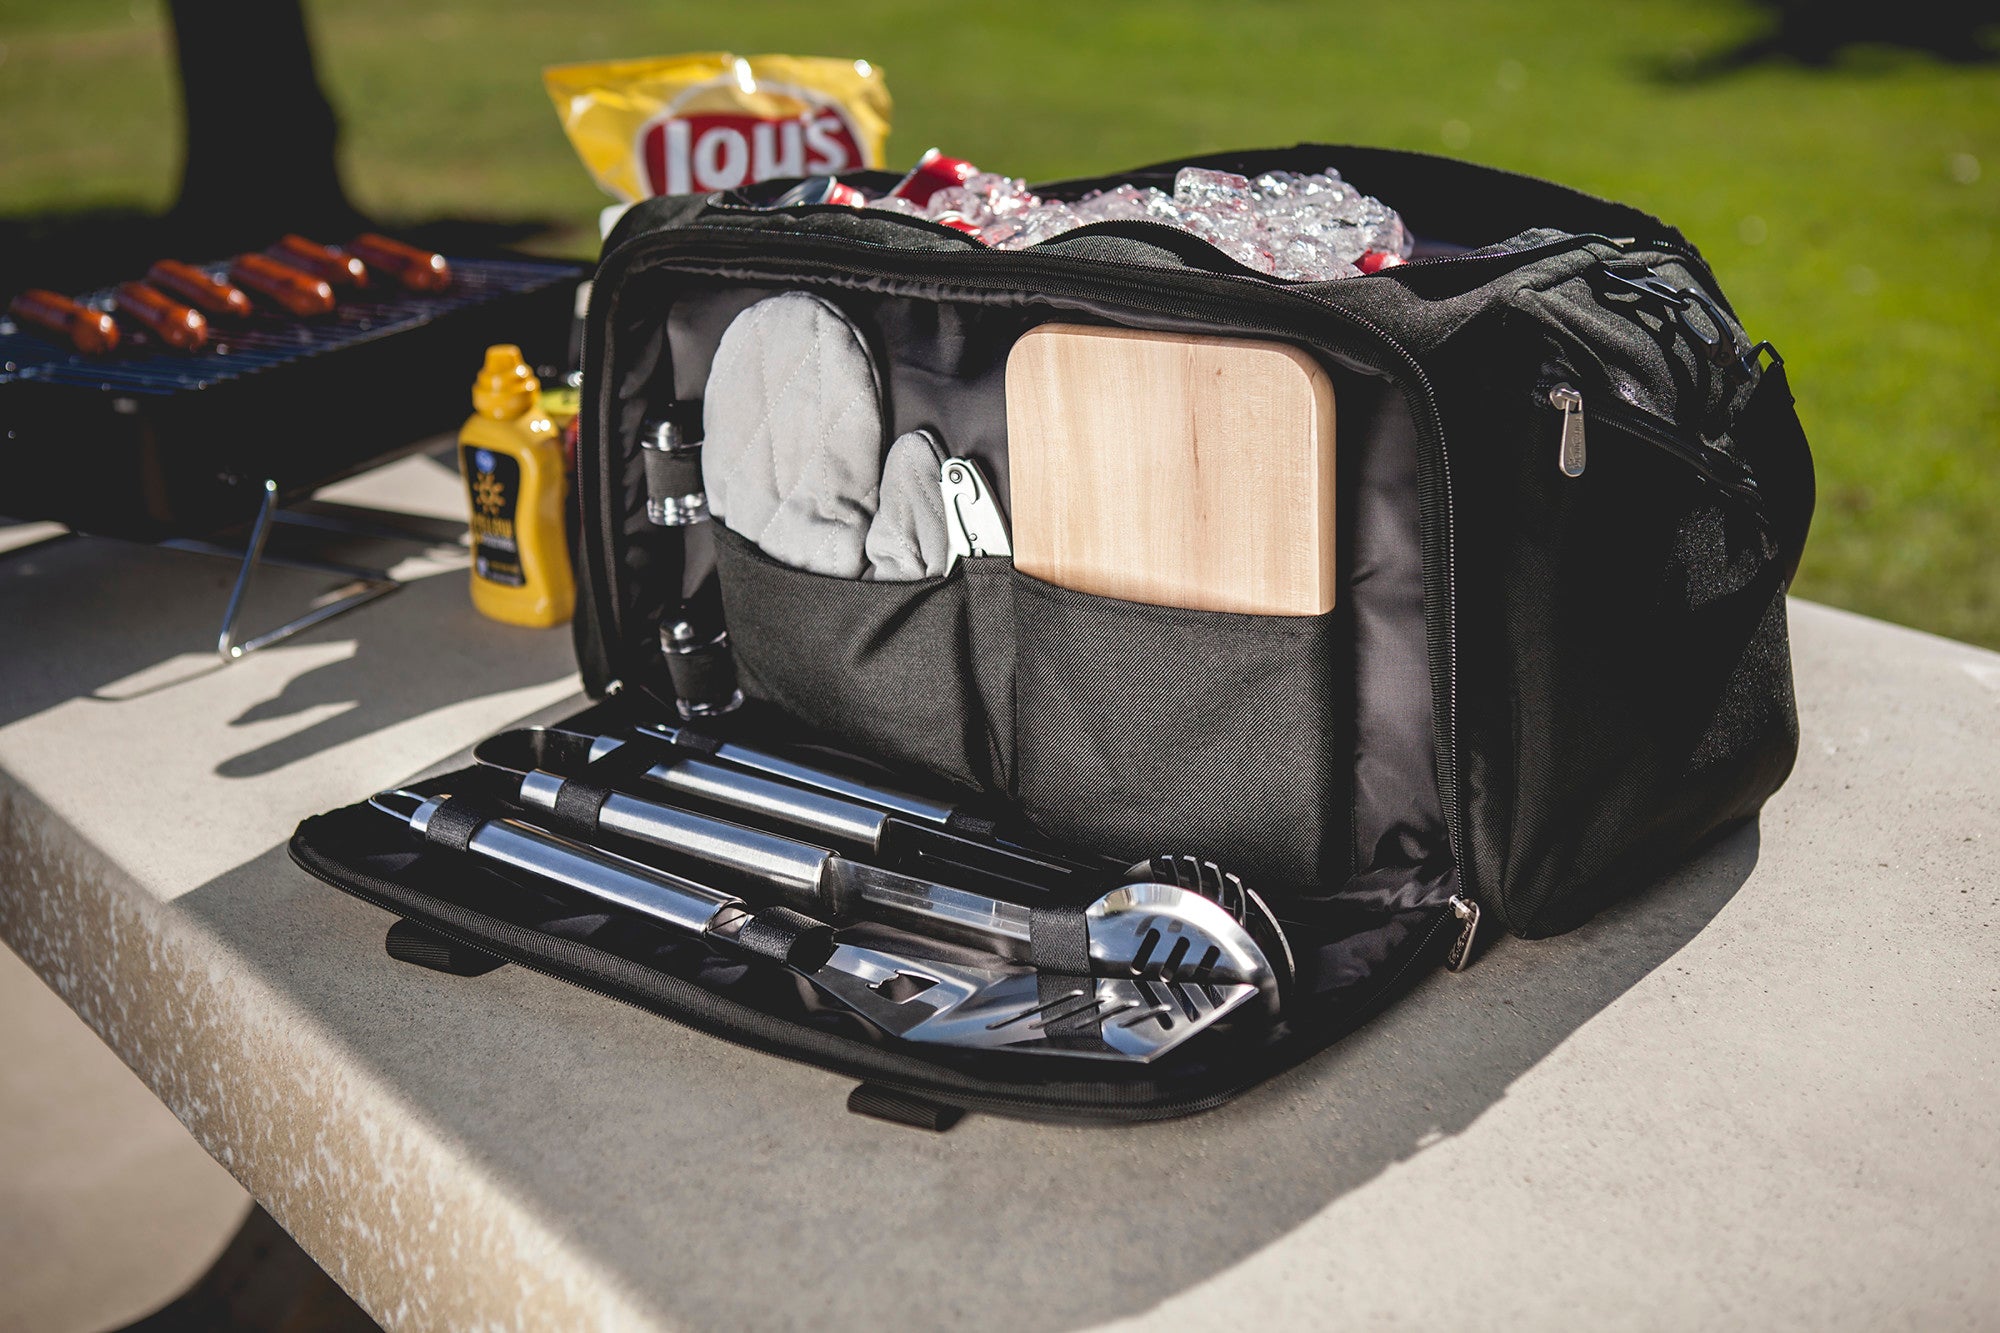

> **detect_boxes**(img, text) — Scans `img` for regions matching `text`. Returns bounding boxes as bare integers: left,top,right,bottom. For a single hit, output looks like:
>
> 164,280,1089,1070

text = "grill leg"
214,479,281,660
164,479,404,662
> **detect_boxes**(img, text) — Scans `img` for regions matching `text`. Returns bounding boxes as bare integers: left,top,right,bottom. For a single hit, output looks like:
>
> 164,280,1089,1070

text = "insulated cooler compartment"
604,271,1454,923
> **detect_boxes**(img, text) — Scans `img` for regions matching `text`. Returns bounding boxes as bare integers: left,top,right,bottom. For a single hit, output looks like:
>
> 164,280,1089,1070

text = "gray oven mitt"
702,292,883,578
865,429,953,581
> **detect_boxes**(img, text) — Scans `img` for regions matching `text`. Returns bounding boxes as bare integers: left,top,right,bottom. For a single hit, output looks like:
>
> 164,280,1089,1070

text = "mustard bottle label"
463,444,527,588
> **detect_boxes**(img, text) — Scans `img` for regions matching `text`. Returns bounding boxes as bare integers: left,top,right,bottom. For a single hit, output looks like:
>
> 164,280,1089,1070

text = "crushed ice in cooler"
867,165,1410,281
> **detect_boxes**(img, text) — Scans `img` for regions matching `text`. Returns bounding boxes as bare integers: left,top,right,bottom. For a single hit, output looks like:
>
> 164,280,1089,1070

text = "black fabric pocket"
1011,571,1349,906
712,526,1014,795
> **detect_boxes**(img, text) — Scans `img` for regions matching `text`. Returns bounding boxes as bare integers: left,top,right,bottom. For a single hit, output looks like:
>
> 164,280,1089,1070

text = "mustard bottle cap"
472,344,541,419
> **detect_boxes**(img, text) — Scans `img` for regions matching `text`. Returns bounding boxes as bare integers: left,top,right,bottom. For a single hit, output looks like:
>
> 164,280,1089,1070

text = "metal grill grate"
0,256,581,397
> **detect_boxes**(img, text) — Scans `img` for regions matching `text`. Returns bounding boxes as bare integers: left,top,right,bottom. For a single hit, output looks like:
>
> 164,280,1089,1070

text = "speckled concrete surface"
0,455,1994,1331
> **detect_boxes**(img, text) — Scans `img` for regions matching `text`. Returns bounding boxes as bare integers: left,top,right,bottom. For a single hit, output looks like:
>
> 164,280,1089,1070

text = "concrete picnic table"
1,454,1995,1332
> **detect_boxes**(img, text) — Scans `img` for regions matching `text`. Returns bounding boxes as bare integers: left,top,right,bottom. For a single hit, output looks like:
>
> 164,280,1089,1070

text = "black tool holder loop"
639,414,708,527
661,617,743,719
632,405,745,719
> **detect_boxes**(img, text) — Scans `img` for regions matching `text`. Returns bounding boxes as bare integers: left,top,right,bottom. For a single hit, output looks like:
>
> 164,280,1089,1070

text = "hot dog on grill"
8,289,120,355
346,233,452,292
146,260,253,319
228,253,337,317
114,282,209,352
269,234,369,289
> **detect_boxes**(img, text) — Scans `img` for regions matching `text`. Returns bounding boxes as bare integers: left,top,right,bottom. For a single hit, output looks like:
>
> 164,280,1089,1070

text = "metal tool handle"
580,732,1106,890
639,753,892,851
518,773,1045,956
634,722,959,828
834,863,1034,958
407,794,743,936
516,771,835,913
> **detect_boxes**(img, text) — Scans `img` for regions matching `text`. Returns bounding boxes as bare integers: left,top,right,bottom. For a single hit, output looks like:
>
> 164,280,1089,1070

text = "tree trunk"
164,0,365,248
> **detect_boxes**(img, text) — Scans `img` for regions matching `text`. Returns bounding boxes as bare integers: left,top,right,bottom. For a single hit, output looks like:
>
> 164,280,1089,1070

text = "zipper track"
582,225,1472,895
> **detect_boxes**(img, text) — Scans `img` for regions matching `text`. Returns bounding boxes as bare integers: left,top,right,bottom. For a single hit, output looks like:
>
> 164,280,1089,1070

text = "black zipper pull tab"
1446,894,1481,972
1549,383,1586,477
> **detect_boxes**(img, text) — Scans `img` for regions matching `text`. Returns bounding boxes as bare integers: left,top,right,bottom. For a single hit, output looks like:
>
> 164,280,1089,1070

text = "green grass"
3,0,1996,645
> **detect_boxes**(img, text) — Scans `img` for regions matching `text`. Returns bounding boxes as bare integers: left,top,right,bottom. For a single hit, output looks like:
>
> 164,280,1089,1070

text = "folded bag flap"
286,733,1467,1124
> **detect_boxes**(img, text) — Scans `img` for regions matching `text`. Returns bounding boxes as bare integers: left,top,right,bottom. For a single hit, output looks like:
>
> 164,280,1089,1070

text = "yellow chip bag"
544,53,892,203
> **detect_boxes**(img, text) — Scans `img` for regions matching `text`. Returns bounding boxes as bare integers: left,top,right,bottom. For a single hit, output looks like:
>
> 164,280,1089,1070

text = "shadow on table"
210,552,563,779
174,807,1759,1331
0,519,572,777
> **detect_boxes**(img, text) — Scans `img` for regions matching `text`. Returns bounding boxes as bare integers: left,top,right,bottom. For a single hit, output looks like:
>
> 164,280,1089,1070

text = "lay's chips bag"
544,53,892,202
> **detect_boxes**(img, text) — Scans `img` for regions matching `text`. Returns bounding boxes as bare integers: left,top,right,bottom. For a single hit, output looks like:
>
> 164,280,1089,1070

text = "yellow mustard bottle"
459,344,575,627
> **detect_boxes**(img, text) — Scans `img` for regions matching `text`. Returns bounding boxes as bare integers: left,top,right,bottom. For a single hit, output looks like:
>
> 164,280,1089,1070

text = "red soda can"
771,176,871,208
890,148,978,206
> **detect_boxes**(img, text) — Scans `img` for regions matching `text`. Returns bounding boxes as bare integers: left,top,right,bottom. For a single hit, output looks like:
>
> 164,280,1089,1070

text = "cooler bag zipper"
1540,377,1766,518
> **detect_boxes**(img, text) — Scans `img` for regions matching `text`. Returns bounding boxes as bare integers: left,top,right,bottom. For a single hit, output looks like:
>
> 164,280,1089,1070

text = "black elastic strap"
734,906,836,970
944,810,999,841
642,445,704,504
669,729,725,758
1029,903,1102,1039
581,738,663,786
1029,903,1091,976
420,797,484,853
547,778,612,839
846,1084,964,1132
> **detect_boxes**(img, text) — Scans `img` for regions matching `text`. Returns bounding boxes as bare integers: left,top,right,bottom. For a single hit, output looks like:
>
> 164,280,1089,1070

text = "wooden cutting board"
1005,323,1337,615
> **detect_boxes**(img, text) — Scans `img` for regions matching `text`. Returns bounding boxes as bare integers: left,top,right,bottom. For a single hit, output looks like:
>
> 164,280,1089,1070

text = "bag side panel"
1441,274,1809,936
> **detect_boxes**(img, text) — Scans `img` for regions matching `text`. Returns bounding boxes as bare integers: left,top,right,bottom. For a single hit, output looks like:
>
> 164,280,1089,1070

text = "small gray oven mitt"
702,292,883,578
865,429,953,581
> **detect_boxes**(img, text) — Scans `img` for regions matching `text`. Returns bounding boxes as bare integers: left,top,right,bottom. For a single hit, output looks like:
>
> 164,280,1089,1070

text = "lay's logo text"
640,107,865,195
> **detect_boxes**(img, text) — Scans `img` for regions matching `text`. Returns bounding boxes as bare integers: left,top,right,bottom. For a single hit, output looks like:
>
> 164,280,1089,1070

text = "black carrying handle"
1734,360,1816,588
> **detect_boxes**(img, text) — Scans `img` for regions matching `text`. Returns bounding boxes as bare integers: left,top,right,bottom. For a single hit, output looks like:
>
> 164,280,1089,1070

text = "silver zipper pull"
1446,894,1481,972
1549,383,1586,477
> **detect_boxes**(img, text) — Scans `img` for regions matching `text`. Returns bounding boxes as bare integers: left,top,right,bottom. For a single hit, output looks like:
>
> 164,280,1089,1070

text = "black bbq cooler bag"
291,145,1814,1126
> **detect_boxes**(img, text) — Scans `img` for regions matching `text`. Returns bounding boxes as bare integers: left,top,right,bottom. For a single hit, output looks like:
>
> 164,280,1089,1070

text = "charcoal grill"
1,255,583,657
